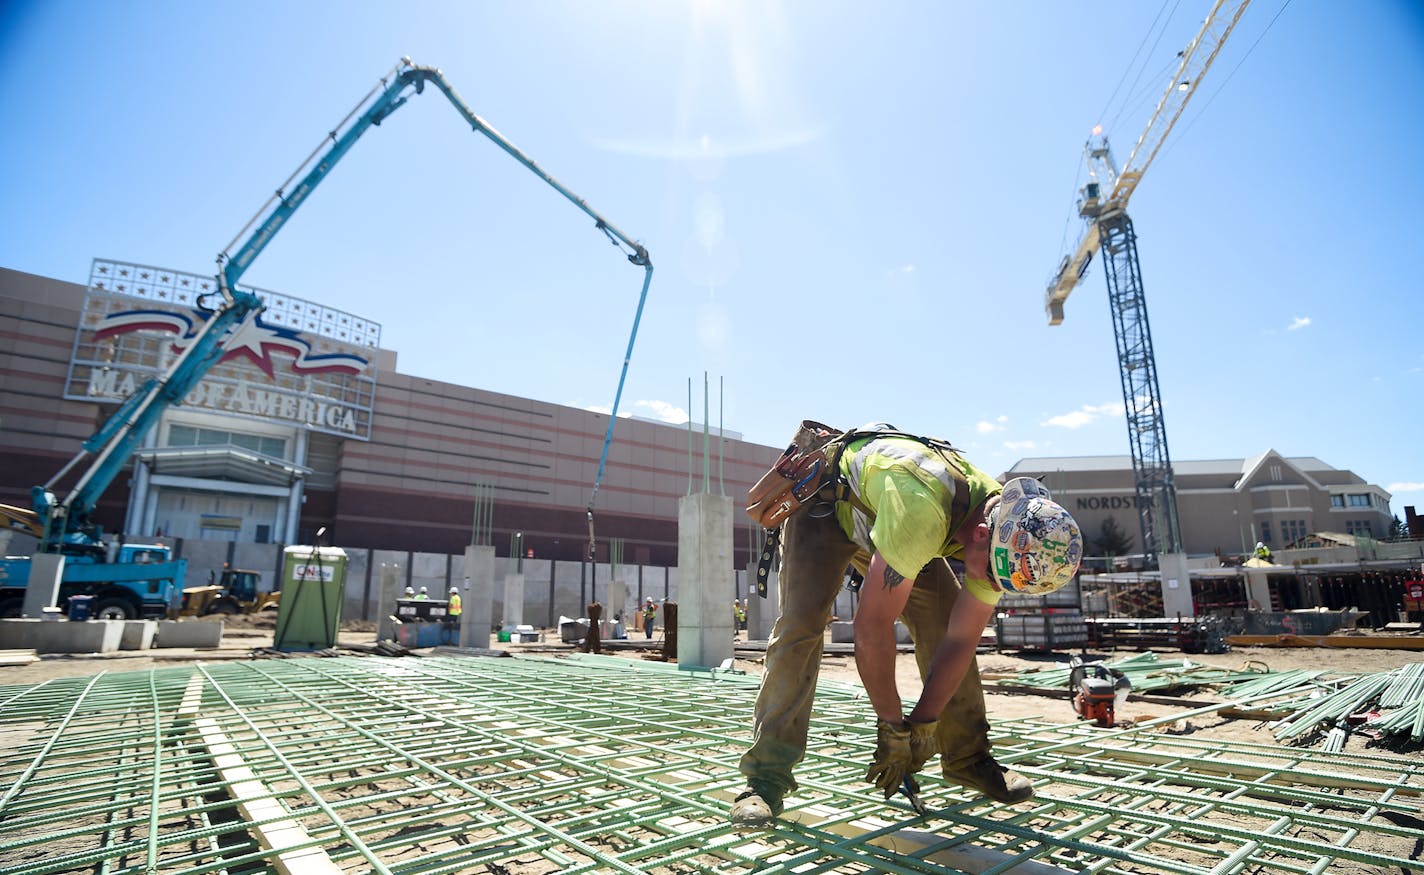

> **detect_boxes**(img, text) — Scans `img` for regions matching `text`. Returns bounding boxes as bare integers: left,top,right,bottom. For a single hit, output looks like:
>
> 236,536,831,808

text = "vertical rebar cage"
1,654,1419,874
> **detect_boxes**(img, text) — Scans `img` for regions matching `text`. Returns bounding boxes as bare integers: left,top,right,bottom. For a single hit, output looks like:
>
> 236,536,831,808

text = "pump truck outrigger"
0,58,651,619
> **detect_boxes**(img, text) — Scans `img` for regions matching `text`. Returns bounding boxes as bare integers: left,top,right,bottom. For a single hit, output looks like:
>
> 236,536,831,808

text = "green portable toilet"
273,545,348,651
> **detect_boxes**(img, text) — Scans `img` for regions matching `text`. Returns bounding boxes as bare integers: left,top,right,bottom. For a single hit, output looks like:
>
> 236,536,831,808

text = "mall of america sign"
65,259,381,439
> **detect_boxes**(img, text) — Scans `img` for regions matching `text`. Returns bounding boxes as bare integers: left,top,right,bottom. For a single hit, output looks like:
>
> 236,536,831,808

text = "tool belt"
746,421,963,598
746,420,844,529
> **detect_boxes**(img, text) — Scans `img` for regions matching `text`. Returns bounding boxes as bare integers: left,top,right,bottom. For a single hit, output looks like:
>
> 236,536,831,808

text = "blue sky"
2,1,1422,521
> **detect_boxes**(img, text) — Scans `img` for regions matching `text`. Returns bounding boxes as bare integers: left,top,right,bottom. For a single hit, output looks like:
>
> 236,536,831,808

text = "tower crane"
1045,0,1250,565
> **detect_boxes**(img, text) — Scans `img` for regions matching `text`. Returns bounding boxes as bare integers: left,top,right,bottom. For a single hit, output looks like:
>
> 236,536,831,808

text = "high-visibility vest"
449,593,462,616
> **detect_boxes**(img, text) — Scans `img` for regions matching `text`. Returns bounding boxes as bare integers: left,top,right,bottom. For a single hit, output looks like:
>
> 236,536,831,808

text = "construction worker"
403,586,415,599
641,597,658,639
732,599,747,637
444,586,462,644
1254,541,1273,562
415,586,429,600
731,424,1083,828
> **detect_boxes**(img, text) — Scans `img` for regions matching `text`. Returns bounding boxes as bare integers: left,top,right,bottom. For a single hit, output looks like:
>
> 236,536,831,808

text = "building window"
1270,464,1282,481
169,424,286,459
1330,495,1345,508
1347,494,1371,507
1281,519,1307,545
1345,519,1374,537
1260,521,1271,546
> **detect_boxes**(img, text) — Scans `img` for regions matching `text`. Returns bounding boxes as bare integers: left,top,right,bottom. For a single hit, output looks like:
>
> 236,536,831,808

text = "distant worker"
415,586,429,600
731,422,1083,828
641,597,658,639
732,599,747,638
444,586,462,644
403,586,415,598
1254,541,1273,562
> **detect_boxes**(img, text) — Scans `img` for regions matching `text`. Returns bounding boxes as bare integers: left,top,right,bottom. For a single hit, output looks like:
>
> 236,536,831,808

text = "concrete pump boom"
28,57,652,558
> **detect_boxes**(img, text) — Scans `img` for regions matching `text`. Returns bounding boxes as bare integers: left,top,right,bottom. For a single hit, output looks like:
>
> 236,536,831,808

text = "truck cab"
0,542,186,620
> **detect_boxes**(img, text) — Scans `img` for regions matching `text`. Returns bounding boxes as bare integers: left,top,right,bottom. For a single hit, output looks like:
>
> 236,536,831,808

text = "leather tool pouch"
746,420,842,528
747,420,843,597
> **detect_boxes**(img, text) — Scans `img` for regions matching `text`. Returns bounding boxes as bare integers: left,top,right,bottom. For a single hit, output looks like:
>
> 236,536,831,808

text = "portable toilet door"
273,545,349,651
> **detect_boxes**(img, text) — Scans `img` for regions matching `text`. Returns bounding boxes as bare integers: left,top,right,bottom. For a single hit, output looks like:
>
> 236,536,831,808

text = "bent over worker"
731,424,1083,827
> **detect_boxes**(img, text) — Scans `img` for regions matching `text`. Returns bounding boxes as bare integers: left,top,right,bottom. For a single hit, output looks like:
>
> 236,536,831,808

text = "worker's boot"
729,781,783,829
942,754,1034,804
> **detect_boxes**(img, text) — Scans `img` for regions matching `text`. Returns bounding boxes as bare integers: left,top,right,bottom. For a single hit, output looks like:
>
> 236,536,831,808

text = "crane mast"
1045,0,1250,565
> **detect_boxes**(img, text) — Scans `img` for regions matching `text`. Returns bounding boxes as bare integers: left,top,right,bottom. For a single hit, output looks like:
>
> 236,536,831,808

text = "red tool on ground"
1069,657,1131,727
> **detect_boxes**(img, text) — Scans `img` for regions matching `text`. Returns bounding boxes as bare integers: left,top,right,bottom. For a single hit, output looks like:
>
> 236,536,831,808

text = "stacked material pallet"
995,579,1087,651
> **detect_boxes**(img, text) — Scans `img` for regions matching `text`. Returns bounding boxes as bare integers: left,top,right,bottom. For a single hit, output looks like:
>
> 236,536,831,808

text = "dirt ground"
5,614,1422,759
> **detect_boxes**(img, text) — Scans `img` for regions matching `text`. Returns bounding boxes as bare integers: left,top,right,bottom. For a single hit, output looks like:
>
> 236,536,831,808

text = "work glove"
907,718,940,773
865,719,914,798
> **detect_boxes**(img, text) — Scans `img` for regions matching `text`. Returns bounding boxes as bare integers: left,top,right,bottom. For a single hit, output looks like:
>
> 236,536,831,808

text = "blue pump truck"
0,58,651,621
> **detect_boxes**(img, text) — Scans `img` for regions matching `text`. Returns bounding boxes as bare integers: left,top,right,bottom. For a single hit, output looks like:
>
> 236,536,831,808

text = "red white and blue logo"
94,308,369,379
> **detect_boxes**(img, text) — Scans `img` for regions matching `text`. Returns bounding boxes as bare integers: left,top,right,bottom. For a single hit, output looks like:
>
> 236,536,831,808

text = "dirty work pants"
737,506,992,797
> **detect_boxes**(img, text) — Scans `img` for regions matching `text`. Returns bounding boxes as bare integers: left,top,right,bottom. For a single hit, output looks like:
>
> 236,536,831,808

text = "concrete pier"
676,492,735,668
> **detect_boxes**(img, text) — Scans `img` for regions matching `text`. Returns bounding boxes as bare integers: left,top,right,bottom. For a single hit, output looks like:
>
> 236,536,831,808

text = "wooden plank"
181,675,342,875
0,649,38,666
1226,634,1424,650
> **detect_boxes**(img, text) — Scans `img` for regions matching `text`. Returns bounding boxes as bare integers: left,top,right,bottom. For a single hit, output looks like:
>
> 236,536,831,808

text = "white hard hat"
449,586,458,594
988,478,1083,596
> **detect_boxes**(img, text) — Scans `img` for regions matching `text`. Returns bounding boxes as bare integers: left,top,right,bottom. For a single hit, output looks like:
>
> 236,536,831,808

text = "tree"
1095,516,1134,559
1389,515,1409,540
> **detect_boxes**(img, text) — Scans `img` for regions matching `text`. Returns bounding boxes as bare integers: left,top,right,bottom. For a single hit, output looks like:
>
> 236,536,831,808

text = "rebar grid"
1,653,1420,875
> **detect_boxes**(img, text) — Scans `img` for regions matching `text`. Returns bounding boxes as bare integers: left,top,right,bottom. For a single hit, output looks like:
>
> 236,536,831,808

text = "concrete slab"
120,620,157,650
155,619,224,648
0,618,124,654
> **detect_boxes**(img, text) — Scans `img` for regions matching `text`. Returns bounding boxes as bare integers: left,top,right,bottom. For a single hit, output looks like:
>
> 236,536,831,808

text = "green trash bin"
273,546,349,651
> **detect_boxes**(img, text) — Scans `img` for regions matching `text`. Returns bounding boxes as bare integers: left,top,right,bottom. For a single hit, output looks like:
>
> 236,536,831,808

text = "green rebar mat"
1,654,1420,875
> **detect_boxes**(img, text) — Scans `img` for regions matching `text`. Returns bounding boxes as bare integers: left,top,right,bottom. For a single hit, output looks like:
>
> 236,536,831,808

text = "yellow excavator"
178,566,280,616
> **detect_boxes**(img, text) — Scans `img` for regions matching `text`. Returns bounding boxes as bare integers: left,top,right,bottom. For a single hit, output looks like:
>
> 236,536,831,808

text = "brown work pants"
738,505,992,796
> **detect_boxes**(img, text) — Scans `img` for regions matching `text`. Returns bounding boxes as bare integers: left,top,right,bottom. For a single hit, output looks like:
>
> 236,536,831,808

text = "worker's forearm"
854,622,904,722
907,636,975,723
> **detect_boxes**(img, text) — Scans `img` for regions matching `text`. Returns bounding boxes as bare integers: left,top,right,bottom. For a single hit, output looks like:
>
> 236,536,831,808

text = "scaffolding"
1,653,1420,874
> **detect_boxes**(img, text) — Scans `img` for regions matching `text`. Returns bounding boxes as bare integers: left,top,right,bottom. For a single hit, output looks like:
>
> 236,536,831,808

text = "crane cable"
1098,0,1182,132
1156,0,1294,167
1104,0,1186,137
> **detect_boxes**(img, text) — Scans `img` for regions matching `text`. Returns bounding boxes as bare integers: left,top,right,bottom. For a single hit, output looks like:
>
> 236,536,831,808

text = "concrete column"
376,562,404,641
677,492,735,668
1158,553,1194,618
125,460,151,537
22,553,65,618
503,573,525,628
141,487,160,537
284,482,302,544
1244,569,1272,611
606,579,628,637
745,565,779,641
286,429,308,544
461,545,494,648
